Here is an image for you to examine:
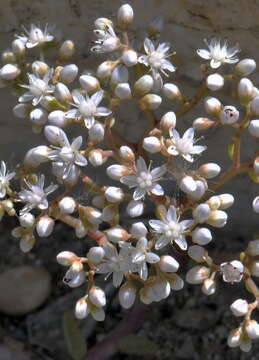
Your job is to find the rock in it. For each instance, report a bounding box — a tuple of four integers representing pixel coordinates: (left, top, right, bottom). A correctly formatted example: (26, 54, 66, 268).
(0, 266, 51, 315)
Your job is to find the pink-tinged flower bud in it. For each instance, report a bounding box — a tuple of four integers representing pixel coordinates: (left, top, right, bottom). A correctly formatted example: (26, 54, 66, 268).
(219, 106, 239, 124)
(159, 255, 179, 273)
(106, 226, 130, 242)
(117, 4, 134, 26)
(75, 221, 87, 238)
(245, 320, 259, 339)
(202, 278, 216, 295)
(44, 125, 68, 146)
(89, 286, 106, 308)
(198, 163, 221, 179)
(122, 49, 138, 67)
(250, 96, 259, 116)
(36, 216, 55, 237)
(75, 297, 89, 319)
(207, 210, 227, 227)
(206, 73, 224, 91)
(111, 65, 129, 84)
(179, 175, 197, 194)
(97, 61, 115, 78)
(230, 299, 249, 317)
(143, 136, 161, 153)
(24, 145, 51, 167)
(89, 123, 105, 143)
(254, 157, 259, 174)
(227, 328, 242, 348)
(131, 222, 147, 238)
(188, 245, 206, 262)
(31, 61, 49, 77)
(87, 246, 105, 264)
(193, 204, 211, 223)
(119, 282, 137, 309)
(59, 40, 75, 59)
(186, 265, 210, 284)
(206, 195, 221, 210)
(246, 239, 259, 256)
(119, 146, 135, 162)
(56, 251, 78, 266)
(114, 82, 132, 99)
(248, 119, 259, 137)
(134, 75, 154, 96)
(54, 83, 72, 103)
(219, 193, 234, 209)
(126, 200, 144, 217)
(89, 149, 104, 167)
(189, 180, 207, 200)
(12, 39, 25, 56)
(204, 96, 221, 116)
(13, 103, 31, 118)
(19, 213, 35, 228)
(59, 196, 76, 214)
(0, 64, 20, 80)
(192, 227, 212, 245)
(250, 260, 259, 277)
(160, 111, 176, 132)
(220, 260, 244, 283)
(192, 117, 215, 131)
(79, 74, 100, 94)
(30, 108, 48, 126)
(107, 164, 129, 180)
(84, 206, 102, 224)
(48, 110, 68, 128)
(105, 186, 124, 203)
(238, 78, 254, 104)
(162, 83, 182, 100)
(235, 58, 256, 76)
(60, 64, 78, 83)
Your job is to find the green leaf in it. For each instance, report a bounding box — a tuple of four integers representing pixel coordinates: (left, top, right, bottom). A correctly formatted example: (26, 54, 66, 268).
(63, 310, 87, 360)
(118, 334, 158, 356)
(227, 143, 235, 160)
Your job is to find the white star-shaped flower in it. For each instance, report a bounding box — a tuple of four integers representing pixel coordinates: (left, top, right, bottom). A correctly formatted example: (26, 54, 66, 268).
(65, 90, 112, 129)
(168, 127, 206, 162)
(0, 161, 15, 198)
(17, 24, 54, 48)
(120, 157, 166, 201)
(197, 38, 240, 69)
(149, 205, 193, 250)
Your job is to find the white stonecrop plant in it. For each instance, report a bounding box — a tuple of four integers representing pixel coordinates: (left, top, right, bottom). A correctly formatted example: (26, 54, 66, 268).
(0, 3, 258, 353)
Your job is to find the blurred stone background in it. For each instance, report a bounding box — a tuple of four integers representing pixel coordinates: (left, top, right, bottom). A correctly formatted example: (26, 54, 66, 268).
(0, 0, 258, 236)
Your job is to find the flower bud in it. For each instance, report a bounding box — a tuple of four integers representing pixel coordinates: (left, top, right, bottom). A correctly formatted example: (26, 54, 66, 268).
(245, 320, 259, 339)
(192, 117, 215, 131)
(13, 103, 31, 118)
(114, 82, 132, 99)
(31, 61, 49, 77)
(59, 197, 76, 214)
(204, 96, 221, 116)
(106, 226, 130, 242)
(188, 245, 207, 262)
(0, 64, 20, 80)
(95, 17, 113, 29)
(57, 251, 78, 266)
(250, 260, 259, 277)
(97, 61, 115, 79)
(48, 110, 68, 128)
(219, 106, 239, 124)
(12, 39, 25, 56)
(192, 227, 212, 245)
(162, 83, 182, 100)
(122, 49, 138, 67)
(2, 50, 15, 63)
(89, 149, 104, 167)
(59, 40, 75, 59)
(54, 83, 72, 103)
(189, 180, 207, 200)
(75, 298, 89, 319)
(24, 145, 51, 167)
(206, 73, 224, 91)
(159, 255, 179, 273)
(238, 78, 253, 103)
(119, 282, 136, 309)
(160, 111, 176, 132)
(248, 119, 259, 138)
(44, 125, 67, 146)
(84, 206, 102, 224)
(250, 96, 259, 116)
(75, 221, 87, 238)
(89, 286, 106, 308)
(193, 204, 211, 223)
(19, 213, 35, 228)
(105, 186, 124, 203)
(247, 239, 259, 256)
(89, 123, 105, 143)
(119, 146, 135, 162)
(117, 4, 134, 26)
(254, 157, 259, 174)
(60, 64, 78, 83)
(143, 136, 161, 153)
(235, 58, 256, 76)
(206, 210, 227, 227)
(198, 163, 221, 179)
(134, 75, 154, 96)
(30, 108, 48, 126)
(186, 265, 210, 284)
(227, 328, 241, 348)
(179, 175, 197, 194)
(79, 74, 100, 94)
(206, 196, 220, 210)
(36, 216, 55, 237)
(87, 246, 105, 264)
(20, 235, 35, 253)
(111, 65, 129, 84)
(202, 278, 216, 295)
(219, 194, 234, 209)
(107, 164, 129, 180)
(130, 222, 148, 238)
(230, 299, 249, 317)
(169, 274, 184, 291)
(127, 200, 144, 217)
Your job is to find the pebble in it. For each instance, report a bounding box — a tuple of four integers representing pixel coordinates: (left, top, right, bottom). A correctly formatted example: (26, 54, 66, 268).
(0, 266, 51, 315)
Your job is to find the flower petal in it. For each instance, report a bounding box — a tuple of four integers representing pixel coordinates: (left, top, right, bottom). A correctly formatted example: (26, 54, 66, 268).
(144, 38, 155, 54)
(197, 48, 211, 60)
(166, 206, 177, 222)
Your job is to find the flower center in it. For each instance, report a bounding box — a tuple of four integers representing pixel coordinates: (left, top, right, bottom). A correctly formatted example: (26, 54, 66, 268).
(79, 100, 96, 117)
(175, 138, 193, 154)
(148, 51, 163, 68)
(30, 79, 47, 97)
(59, 147, 75, 163)
(136, 172, 153, 189)
(164, 222, 181, 238)
(30, 28, 44, 43)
